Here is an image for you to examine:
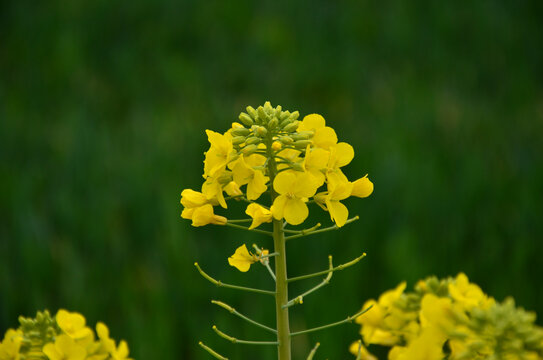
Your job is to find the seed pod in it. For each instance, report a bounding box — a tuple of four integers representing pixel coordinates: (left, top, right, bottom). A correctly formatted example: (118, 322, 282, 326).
(283, 121, 299, 133)
(294, 140, 312, 149)
(245, 136, 261, 145)
(239, 112, 254, 126)
(246, 106, 258, 119)
(231, 127, 251, 136)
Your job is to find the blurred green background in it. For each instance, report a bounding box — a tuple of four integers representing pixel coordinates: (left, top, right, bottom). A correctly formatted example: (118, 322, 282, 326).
(1, 1, 542, 359)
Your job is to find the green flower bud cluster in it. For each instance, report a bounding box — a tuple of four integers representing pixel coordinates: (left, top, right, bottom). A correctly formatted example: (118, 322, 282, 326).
(451, 298, 543, 360)
(234, 101, 311, 154)
(18, 310, 61, 358)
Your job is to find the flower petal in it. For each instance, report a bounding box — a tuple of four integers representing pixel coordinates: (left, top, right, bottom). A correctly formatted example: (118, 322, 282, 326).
(284, 198, 309, 225)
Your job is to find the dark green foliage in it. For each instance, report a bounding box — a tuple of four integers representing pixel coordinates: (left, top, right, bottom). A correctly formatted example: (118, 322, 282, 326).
(1, 1, 542, 359)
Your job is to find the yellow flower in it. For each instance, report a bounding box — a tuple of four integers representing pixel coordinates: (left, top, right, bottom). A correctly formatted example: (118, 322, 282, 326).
(201, 176, 227, 208)
(96, 323, 132, 360)
(449, 273, 490, 311)
(388, 329, 444, 360)
(181, 204, 227, 227)
(419, 294, 456, 340)
(223, 181, 243, 197)
(270, 171, 319, 225)
(316, 179, 353, 227)
(351, 175, 374, 198)
(228, 244, 258, 272)
(42, 334, 86, 360)
(232, 156, 269, 200)
(245, 203, 272, 229)
(203, 130, 235, 178)
(56, 310, 93, 341)
(297, 114, 338, 149)
(0, 329, 23, 360)
(180, 189, 211, 208)
(302, 145, 329, 186)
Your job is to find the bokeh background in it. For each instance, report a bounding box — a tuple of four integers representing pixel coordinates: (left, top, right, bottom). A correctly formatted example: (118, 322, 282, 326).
(1, 1, 542, 359)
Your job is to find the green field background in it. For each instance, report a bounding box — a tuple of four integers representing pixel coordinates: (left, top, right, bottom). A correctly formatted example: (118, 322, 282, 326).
(1, 1, 542, 359)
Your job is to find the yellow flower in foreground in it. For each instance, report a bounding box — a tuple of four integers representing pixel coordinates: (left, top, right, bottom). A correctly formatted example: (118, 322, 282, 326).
(270, 171, 319, 225)
(182, 204, 227, 227)
(387, 329, 444, 360)
(232, 156, 269, 200)
(228, 244, 258, 272)
(297, 114, 338, 149)
(203, 130, 234, 178)
(43, 334, 86, 360)
(317, 179, 353, 227)
(449, 273, 491, 311)
(56, 309, 93, 341)
(303, 145, 329, 186)
(0, 329, 23, 360)
(245, 203, 272, 229)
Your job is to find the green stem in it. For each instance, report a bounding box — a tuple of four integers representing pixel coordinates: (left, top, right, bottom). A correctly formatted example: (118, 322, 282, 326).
(287, 253, 366, 283)
(282, 256, 334, 309)
(289, 305, 373, 337)
(198, 341, 229, 360)
(211, 300, 277, 334)
(267, 135, 291, 360)
(194, 263, 275, 296)
(224, 222, 273, 236)
(213, 326, 279, 345)
(285, 216, 359, 240)
(306, 343, 320, 360)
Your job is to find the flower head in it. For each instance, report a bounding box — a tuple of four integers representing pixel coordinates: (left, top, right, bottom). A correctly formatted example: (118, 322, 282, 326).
(228, 244, 258, 272)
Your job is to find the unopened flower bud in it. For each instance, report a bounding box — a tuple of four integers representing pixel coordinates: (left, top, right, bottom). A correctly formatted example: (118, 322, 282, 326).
(255, 126, 268, 137)
(280, 111, 291, 120)
(274, 105, 282, 116)
(246, 136, 261, 145)
(257, 106, 268, 122)
(289, 111, 300, 120)
(283, 121, 299, 133)
(218, 172, 233, 184)
(271, 141, 282, 151)
(241, 144, 258, 155)
(246, 106, 258, 119)
(239, 112, 254, 126)
(268, 117, 279, 129)
(231, 127, 251, 136)
(264, 101, 273, 114)
(279, 136, 293, 145)
(232, 136, 246, 145)
(294, 140, 312, 149)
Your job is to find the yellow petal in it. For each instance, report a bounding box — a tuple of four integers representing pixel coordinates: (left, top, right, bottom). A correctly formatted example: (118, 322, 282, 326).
(246, 170, 268, 200)
(326, 199, 349, 227)
(351, 176, 374, 198)
(313, 127, 338, 149)
(228, 244, 256, 272)
(283, 198, 309, 225)
(180, 189, 208, 208)
(271, 194, 288, 220)
(245, 203, 272, 229)
(298, 113, 326, 131)
(273, 171, 296, 195)
(332, 142, 354, 167)
(293, 172, 320, 198)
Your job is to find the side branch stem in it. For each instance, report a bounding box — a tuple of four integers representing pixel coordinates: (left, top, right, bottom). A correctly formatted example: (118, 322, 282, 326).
(194, 263, 275, 296)
(289, 306, 373, 337)
(287, 253, 366, 283)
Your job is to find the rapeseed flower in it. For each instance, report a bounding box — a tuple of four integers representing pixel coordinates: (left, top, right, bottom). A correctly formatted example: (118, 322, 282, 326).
(271, 171, 319, 225)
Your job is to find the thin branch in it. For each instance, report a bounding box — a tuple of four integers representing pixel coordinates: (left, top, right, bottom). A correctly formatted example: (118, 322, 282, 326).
(285, 216, 359, 240)
(198, 341, 229, 360)
(287, 253, 366, 283)
(355, 340, 363, 360)
(225, 219, 252, 223)
(212, 325, 279, 345)
(224, 222, 273, 236)
(194, 263, 275, 296)
(282, 223, 321, 235)
(211, 300, 277, 334)
(306, 342, 321, 360)
(289, 305, 373, 337)
(283, 256, 334, 309)
(252, 244, 277, 281)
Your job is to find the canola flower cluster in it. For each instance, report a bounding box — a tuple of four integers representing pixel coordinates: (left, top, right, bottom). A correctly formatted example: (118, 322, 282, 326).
(0, 310, 132, 360)
(351, 273, 543, 360)
(180, 101, 373, 231)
